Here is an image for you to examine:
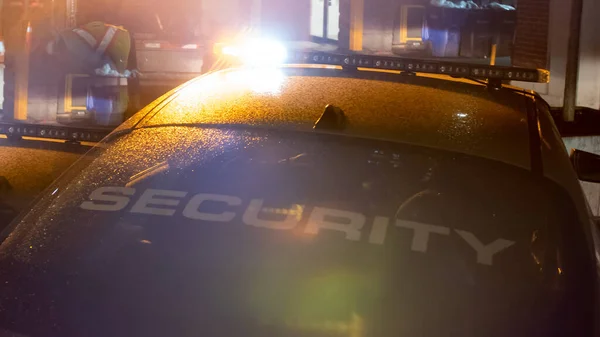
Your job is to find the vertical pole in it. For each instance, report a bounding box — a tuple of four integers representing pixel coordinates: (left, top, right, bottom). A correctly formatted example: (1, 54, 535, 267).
(563, 0, 583, 122)
(11, 0, 32, 121)
(323, 0, 329, 40)
(349, 0, 363, 51)
(489, 35, 498, 66)
(489, 44, 497, 65)
(13, 19, 30, 121)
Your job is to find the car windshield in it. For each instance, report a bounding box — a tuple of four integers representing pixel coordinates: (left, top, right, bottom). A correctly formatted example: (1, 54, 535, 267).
(0, 127, 594, 337)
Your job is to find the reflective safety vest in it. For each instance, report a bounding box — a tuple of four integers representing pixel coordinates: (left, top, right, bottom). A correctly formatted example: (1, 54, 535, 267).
(69, 21, 131, 73)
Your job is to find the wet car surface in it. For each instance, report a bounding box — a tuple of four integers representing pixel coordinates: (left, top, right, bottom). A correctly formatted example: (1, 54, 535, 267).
(0, 138, 91, 231)
(0, 66, 597, 337)
(147, 68, 531, 167)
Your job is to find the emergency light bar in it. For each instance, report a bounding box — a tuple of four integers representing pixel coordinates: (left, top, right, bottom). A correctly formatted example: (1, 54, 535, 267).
(0, 122, 110, 142)
(285, 51, 550, 83)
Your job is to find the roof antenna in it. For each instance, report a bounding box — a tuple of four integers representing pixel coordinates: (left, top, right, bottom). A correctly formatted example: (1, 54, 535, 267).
(314, 104, 347, 130)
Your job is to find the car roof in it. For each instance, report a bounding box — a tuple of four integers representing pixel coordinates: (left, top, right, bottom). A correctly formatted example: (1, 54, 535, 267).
(136, 66, 534, 170)
(122, 65, 593, 224)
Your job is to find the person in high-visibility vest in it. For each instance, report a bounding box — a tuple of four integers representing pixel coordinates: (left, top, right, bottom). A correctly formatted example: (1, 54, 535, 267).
(46, 21, 131, 74)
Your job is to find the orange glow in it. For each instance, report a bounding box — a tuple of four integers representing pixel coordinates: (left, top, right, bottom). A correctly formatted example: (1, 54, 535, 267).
(224, 68, 285, 94)
(357, 67, 401, 74)
(215, 38, 287, 66)
(0, 134, 98, 147)
(262, 204, 304, 221)
(282, 64, 342, 70)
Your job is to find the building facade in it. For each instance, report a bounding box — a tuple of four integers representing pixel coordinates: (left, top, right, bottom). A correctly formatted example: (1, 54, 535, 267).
(515, 0, 600, 111)
(260, 0, 598, 111)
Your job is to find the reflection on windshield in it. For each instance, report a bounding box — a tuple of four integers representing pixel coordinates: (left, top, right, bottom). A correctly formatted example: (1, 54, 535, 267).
(0, 127, 593, 337)
(0, 0, 527, 131)
(126, 161, 170, 187)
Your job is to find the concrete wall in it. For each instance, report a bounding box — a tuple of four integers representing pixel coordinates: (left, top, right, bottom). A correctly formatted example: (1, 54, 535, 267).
(515, 0, 600, 110)
(362, 0, 396, 52)
(199, 0, 310, 41)
(576, 0, 600, 110)
(27, 51, 60, 123)
(260, 0, 310, 40)
(360, 0, 423, 52)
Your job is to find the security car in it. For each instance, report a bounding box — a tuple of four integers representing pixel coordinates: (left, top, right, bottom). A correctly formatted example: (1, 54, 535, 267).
(0, 43, 599, 337)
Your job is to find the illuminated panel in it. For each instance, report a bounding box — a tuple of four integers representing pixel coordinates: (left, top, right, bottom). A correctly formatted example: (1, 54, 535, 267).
(438, 64, 470, 76)
(0, 123, 110, 142)
(286, 51, 550, 83)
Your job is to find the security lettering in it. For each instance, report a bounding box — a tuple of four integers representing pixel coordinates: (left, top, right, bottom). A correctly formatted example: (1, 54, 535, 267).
(80, 186, 135, 211)
(79, 186, 515, 266)
(183, 193, 242, 222)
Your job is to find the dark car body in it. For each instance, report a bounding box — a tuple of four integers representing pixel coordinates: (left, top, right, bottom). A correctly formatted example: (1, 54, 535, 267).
(0, 66, 598, 337)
